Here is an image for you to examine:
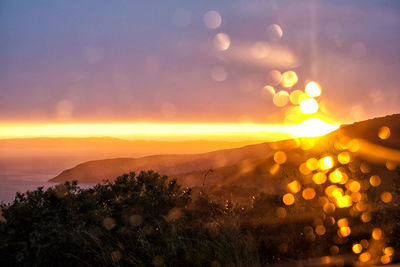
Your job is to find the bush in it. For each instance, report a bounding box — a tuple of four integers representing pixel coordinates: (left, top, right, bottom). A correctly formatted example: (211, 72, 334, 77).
(1, 170, 399, 266)
(0, 171, 258, 266)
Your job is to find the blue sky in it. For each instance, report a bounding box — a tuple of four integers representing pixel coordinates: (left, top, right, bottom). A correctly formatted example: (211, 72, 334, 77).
(0, 0, 399, 123)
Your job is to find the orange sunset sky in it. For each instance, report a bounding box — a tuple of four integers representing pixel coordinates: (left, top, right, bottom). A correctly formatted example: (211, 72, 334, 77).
(0, 1, 399, 141)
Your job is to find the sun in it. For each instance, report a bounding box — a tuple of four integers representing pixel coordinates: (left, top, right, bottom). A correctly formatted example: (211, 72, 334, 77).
(290, 118, 339, 137)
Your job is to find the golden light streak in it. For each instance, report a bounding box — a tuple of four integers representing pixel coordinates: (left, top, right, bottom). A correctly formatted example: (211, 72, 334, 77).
(290, 118, 339, 138)
(0, 120, 339, 141)
(352, 138, 400, 163)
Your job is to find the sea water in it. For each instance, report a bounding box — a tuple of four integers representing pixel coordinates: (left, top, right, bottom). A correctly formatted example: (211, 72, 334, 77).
(0, 156, 95, 203)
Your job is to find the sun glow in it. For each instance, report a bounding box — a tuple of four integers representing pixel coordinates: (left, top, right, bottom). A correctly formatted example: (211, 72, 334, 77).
(305, 81, 322, 97)
(289, 118, 339, 137)
(0, 120, 339, 141)
(299, 98, 319, 114)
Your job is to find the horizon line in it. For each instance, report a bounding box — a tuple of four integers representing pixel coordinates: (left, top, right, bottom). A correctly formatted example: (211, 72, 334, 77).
(0, 119, 340, 142)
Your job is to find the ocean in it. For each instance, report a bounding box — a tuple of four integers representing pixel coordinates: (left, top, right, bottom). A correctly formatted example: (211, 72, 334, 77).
(0, 156, 95, 203)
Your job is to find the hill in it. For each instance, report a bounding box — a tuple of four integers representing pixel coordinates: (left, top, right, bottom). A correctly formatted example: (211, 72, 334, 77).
(50, 114, 400, 203)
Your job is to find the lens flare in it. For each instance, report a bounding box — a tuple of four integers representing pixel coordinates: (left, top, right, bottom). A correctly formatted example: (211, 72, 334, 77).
(274, 151, 287, 164)
(352, 244, 362, 254)
(381, 192, 392, 203)
(359, 252, 371, 262)
(299, 98, 319, 114)
(383, 247, 394, 256)
(369, 175, 381, 187)
(313, 172, 327, 184)
(339, 226, 351, 237)
(378, 126, 391, 140)
(306, 158, 319, 171)
(281, 71, 298, 88)
(287, 180, 301, 194)
(283, 193, 295, 205)
(213, 33, 231, 51)
(337, 218, 348, 227)
(329, 169, 343, 183)
(323, 203, 336, 214)
(372, 228, 383, 240)
(336, 195, 352, 208)
(315, 225, 326, 236)
(261, 85, 275, 100)
(290, 118, 339, 138)
(203, 10, 222, 29)
(266, 24, 283, 40)
(267, 70, 282, 86)
(289, 90, 306, 105)
(305, 81, 322, 97)
(302, 188, 316, 200)
(319, 156, 335, 170)
(349, 181, 361, 192)
(381, 255, 392, 264)
(273, 90, 290, 107)
(337, 151, 351, 164)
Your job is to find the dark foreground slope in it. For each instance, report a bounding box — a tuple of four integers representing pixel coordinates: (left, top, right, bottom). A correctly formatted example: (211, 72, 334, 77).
(3, 170, 400, 266)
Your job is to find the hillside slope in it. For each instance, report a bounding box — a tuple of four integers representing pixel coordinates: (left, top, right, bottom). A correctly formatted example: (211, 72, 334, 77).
(175, 114, 400, 202)
(49, 140, 283, 183)
(50, 114, 400, 203)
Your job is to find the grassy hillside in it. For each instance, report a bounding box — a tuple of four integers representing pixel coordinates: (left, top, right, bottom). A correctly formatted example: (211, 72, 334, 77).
(49, 114, 400, 204)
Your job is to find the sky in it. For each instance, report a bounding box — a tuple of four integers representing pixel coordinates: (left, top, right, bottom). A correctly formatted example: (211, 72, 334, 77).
(0, 0, 399, 125)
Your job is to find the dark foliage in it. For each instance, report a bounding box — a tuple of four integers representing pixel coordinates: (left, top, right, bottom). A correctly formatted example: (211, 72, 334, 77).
(1, 170, 399, 266)
(0, 171, 257, 266)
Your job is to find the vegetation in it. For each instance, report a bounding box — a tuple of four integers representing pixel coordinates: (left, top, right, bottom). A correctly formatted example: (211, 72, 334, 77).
(0, 170, 399, 266)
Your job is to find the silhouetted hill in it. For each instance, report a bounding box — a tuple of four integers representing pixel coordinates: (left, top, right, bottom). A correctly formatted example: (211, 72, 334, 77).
(330, 113, 400, 149)
(49, 141, 281, 183)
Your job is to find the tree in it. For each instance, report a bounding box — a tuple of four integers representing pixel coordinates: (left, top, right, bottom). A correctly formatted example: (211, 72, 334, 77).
(0, 171, 191, 266)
